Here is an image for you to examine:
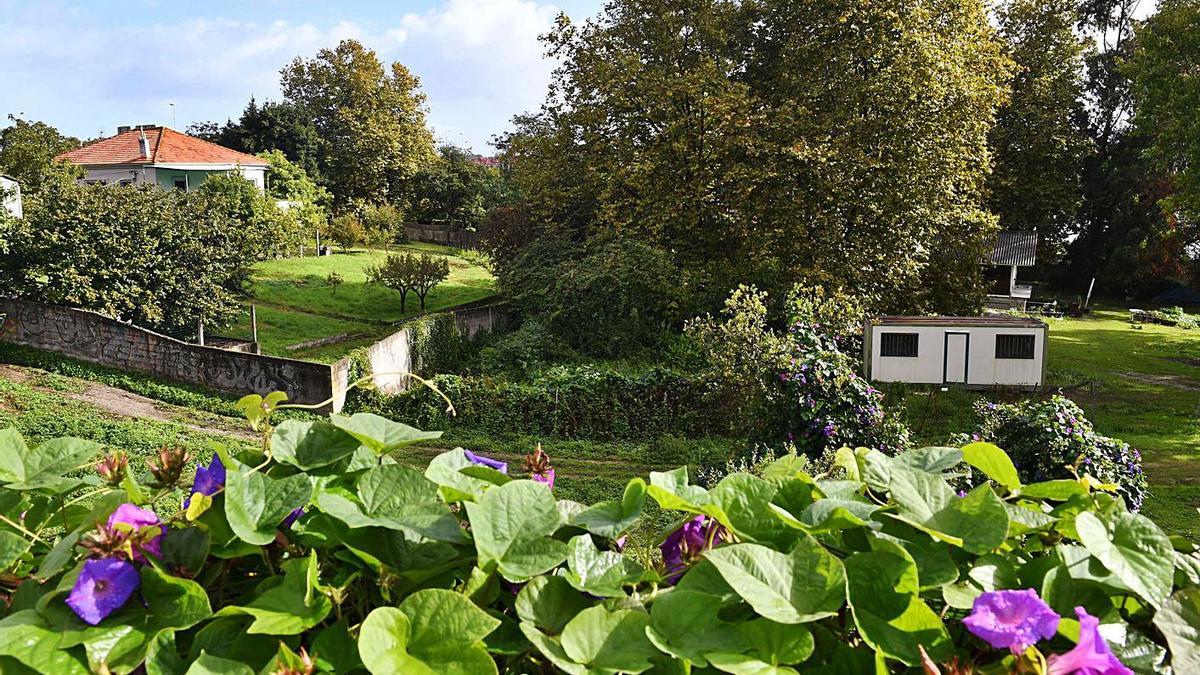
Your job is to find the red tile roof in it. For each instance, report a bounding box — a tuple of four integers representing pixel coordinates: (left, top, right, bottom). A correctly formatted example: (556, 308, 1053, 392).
(57, 127, 268, 167)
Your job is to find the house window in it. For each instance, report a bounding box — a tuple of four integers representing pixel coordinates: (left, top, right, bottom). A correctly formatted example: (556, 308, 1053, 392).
(880, 332, 919, 357)
(173, 178, 187, 190)
(995, 334, 1035, 359)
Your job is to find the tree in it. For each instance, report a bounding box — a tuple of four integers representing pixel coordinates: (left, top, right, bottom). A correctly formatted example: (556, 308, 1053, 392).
(328, 214, 365, 252)
(189, 99, 325, 182)
(0, 181, 258, 336)
(1127, 0, 1200, 277)
(326, 271, 344, 295)
(410, 145, 512, 226)
(367, 253, 418, 311)
(280, 40, 436, 208)
(258, 149, 330, 235)
(362, 202, 404, 251)
(499, 236, 688, 356)
(987, 0, 1091, 262)
(367, 252, 449, 312)
(1065, 0, 1181, 296)
(196, 172, 304, 258)
(413, 253, 450, 310)
(0, 116, 83, 191)
(501, 0, 1013, 315)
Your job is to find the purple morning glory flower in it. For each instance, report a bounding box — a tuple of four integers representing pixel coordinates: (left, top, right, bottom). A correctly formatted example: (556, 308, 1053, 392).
(661, 516, 726, 583)
(464, 450, 508, 474)
(282, 507, 305, 529)
(66, 558, 140, 625)
(107, 503, 164, 561)
(183, 455, 226, 509)
(1047, 607, 1132, 675)
(963, 589, 1059, 654)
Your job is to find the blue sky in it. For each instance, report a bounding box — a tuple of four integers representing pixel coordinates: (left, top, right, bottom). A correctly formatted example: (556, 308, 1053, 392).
(0, 0, 604, 153)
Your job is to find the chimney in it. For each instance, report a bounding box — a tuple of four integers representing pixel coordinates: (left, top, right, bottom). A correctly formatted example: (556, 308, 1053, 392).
(117, 125, 131, 134)
(138, 130, 150, 159)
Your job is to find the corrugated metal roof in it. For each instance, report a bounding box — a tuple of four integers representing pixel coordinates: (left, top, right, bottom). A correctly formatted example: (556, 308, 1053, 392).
(872, 316, 1047, 328)
(988, 231, 1038, 267)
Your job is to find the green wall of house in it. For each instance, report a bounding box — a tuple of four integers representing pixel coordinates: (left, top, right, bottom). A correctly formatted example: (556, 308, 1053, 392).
(155, 169, 221, 191)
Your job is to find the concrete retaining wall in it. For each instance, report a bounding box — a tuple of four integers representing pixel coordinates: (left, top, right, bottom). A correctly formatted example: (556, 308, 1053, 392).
(0, 299, 338, 410)
(359, 303, 510, 395)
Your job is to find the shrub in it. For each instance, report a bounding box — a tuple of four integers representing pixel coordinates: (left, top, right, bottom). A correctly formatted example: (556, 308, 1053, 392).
(0, 406, 1194, 673)
(951, 395, 1149, 510)
(501, 236, 690, 357)
(327, 213, 365, 251)
(349, 364, 724, 441)
(689, 285, 910, 456)
(477, 320, 573, 378)
(0, 179, 263, 337)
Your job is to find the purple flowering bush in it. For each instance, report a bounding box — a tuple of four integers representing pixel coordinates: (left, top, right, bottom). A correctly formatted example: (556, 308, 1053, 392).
(952, 395, 1149, 511)
(0, 398, 1196, 673)
(689, 285, 910, 459)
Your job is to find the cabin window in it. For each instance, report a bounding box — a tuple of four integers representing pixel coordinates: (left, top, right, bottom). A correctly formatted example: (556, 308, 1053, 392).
(995, 334, 1035, 360)
(880, 332, 919, 357)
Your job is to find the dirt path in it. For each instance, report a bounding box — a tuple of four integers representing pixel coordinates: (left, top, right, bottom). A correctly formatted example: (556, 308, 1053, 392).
(0, 364, 257, 441)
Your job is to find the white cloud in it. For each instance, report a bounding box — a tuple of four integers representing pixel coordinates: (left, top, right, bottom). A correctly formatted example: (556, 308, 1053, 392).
(0, 0, 578, 151)
(390, 0, 565, 150)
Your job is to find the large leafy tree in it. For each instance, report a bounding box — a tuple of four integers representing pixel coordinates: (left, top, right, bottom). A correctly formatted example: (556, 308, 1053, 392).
(258, 149, 330, 235)
(188, 99, 325, 183)
(280, 40, 436, 209)
(987, 0, 1090, 262)
(410, 145, 512, 226)
(503, 0, 1012, 315)
(1063, 0, 1178, 296)
(1127, 0, 1200, 280)
(0, 181, 260, 336)
(0, 116, 82, 190)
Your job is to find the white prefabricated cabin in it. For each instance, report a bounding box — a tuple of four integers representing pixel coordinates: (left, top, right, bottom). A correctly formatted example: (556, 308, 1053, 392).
(864, 316, 1048, 388)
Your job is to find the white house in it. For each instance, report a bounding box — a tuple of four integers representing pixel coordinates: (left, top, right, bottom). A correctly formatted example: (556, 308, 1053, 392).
(0, 175, 20, 218)
(56, 125, 267, 191)
(864, 316, 1048, 388)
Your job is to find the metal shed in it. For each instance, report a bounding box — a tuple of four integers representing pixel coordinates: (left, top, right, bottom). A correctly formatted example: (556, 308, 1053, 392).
(864, 316, 1048, 388)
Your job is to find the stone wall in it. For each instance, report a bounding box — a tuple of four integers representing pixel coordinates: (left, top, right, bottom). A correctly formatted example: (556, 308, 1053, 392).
(0, 299, 340, 410)
(403, 223, 483, 249)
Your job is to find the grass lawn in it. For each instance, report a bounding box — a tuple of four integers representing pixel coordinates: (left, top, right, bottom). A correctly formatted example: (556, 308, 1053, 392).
(229, 243, 496, 361)
(895, 308, 1200, 538)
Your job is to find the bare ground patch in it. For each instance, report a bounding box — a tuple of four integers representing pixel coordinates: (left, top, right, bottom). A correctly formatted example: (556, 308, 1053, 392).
(1118, 371, 1200, 392)
(0, 364, 256, 440)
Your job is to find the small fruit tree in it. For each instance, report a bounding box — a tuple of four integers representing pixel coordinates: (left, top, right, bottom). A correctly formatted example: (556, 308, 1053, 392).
(366, 251, 449, 312)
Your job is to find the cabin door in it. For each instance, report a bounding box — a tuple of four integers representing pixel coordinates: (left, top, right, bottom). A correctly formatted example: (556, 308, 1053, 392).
(943, 332, 969, 384)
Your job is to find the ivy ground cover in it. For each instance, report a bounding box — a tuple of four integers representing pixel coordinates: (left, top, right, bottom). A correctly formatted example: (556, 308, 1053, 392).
(0, 394, 1197, 673)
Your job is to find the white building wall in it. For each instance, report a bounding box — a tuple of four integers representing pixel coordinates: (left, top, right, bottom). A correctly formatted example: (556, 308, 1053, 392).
(80, 166, 157, 186)
(869, 324, 1045, 387)
(237, 166, 266, 191)
(1, 177, 20, 218)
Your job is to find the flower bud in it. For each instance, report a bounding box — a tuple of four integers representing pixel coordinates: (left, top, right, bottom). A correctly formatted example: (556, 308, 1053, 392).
(147, 444, 191, 489)
(94, 450, 128, 487)
(525, 444, 555, 489)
